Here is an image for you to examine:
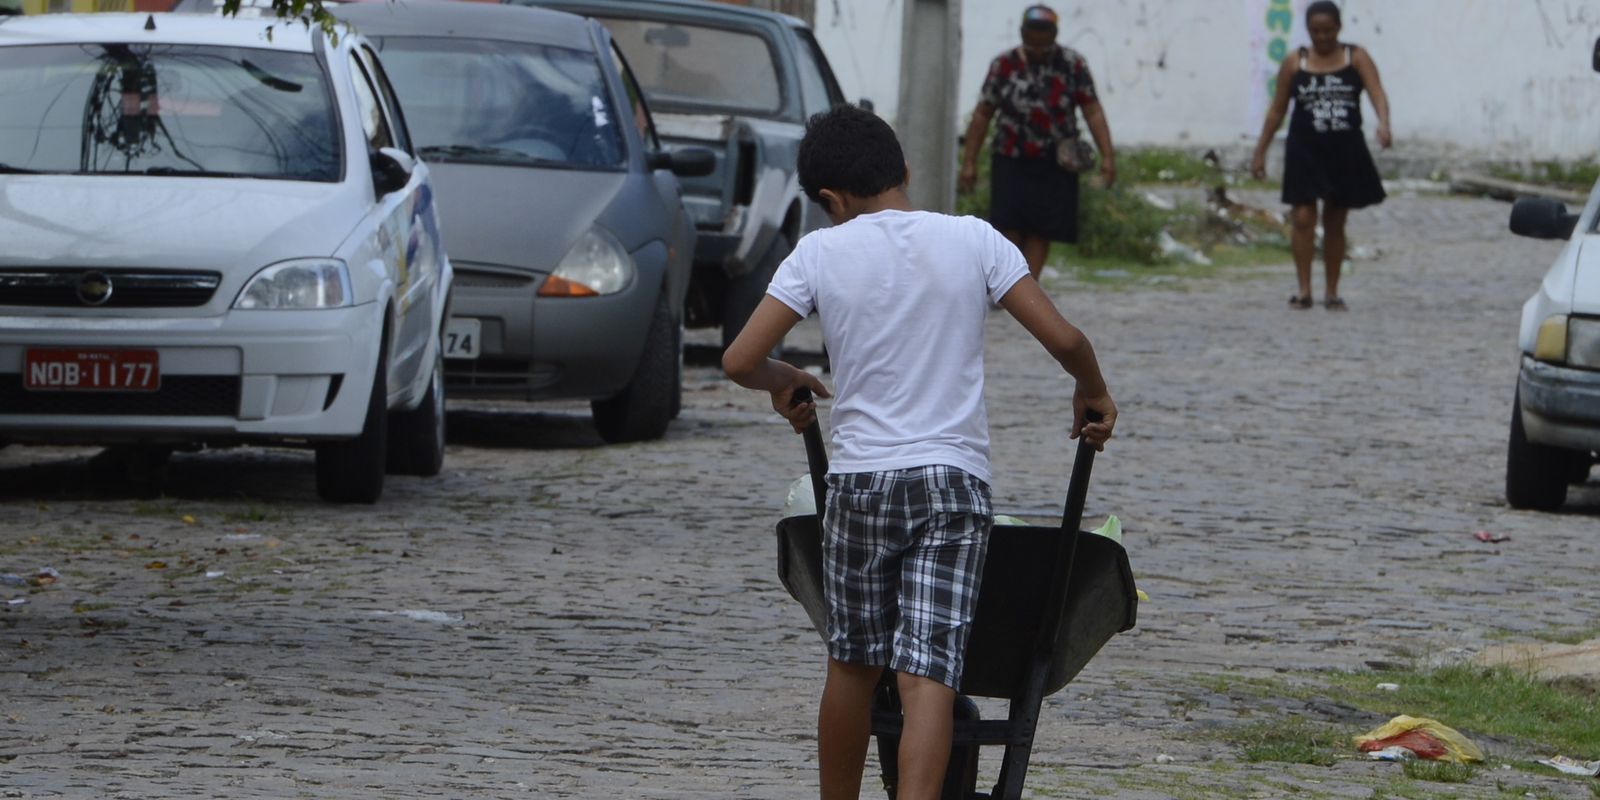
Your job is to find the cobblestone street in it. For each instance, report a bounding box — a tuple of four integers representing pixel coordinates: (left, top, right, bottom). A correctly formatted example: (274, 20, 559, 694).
(3, 192, 1597, 798)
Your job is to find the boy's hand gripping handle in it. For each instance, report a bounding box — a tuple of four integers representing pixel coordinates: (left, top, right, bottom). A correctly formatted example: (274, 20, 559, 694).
(793, 387, 829, 517)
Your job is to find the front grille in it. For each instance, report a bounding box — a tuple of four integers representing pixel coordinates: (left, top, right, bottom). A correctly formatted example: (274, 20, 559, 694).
(0, 269, 222, 308)
(452, 268, 536, 290)
(0, 375, 239, 417)
(445, 358, 556, 391)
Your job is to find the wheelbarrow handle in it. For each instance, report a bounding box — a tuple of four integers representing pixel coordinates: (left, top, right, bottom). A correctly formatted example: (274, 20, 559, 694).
(1059, 409, 1102, 535)
(793, 387, 829, 515)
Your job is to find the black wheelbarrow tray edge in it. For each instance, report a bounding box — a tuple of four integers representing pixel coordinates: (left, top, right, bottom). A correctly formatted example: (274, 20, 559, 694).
(775, 515, 1138, 699)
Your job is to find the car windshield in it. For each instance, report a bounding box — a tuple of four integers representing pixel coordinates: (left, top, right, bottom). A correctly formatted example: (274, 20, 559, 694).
(0, 43, 340, 181)
(373, 37, 625, 170)
(598, 18, 782, 116)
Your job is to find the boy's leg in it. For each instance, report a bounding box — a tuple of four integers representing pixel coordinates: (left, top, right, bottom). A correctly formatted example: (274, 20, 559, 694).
(890, 467, 993, 800)
(820, 471, 905, 800)
(819, 658, 885, 800)
(893, 672, 956, 800)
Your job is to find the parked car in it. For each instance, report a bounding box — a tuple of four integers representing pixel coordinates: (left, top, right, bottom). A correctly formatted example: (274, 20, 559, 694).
(0, 12, 453, 503)
(337, 2, 711, 443)
(516, 0, 858, 350)
(1504, 193, 1600, 510)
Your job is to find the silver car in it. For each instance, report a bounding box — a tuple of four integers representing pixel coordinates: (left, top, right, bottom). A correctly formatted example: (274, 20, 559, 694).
(0, 12, 453, 503)
(339, 2, 711, 444)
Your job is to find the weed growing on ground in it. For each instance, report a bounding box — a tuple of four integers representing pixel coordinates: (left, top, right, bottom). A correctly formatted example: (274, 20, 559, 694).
(1403, 760, 1476, 783)
(1215, 717, 1342, 766)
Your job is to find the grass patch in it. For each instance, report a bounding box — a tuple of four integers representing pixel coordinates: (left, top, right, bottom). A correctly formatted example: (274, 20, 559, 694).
(1403, 760, 1476, 783)
(1323, 664, 1600, 757)
(1215, 717, 1342, 766)
(221, 506, 276, 524)
(1119, 146, 1276, 189)
(1529, 625, 1600, 646)
(1489, 159, 1600, 192)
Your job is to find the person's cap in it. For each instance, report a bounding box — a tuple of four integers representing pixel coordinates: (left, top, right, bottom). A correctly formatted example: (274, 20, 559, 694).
(1022, 5, 1059, 31)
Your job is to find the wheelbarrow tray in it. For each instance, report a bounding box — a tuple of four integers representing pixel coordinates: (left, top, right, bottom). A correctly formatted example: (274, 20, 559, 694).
(775, 514, 1138, 700)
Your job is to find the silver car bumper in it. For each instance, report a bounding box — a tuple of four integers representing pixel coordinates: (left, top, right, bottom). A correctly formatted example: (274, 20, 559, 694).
(0, 305, 383, 444)
(1520, 356, 1600, 452)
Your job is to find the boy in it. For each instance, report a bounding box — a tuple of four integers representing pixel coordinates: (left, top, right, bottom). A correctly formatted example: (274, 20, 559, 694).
(723, 105, 1115, 800)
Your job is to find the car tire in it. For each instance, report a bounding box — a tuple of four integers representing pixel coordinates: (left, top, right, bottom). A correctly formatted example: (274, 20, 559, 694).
(592, 292, 676, 444)
(670, 318, 684, 420)
(386, 348, 445, 477)
(721, 232, 792, 355)
(1505, 389, 1570, 511)
(317, 336, 388, 504)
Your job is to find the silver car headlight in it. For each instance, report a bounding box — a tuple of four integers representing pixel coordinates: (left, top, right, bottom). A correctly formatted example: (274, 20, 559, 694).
(538, 226, 634, 297)
(234, 259, 353, 310)
(1568, 316, 1600, 369)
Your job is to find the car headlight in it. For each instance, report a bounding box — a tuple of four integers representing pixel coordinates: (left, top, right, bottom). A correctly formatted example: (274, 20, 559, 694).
(1534, 314, 1569, 363)
(234, 259, 352, 310)
(538, 227, 634, 297)
(1568, 316, 1600, 369)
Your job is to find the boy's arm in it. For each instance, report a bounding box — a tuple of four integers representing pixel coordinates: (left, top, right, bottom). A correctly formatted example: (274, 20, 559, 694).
(997, 276, 1116, 449)
(722, 295, 832, 433)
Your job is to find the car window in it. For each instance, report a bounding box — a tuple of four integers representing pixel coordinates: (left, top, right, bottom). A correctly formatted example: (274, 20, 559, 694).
(0, 43, 340, 181)
(347, 52, 395, 152)
(795, 28, 846, 109)
(599, 17, 783, 116)
(372, 36, 625, 170)
(359, 45, 413, 155)
(610, 42, 659, 150)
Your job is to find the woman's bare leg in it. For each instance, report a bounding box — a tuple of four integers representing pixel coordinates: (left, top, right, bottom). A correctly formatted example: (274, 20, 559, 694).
(1290, 204, 1318, 303)
(1321, 204, 1349, 302)
(1002, 230, 1052, 280)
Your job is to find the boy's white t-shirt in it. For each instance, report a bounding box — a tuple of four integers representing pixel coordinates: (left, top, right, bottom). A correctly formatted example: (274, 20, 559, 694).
(766, 209, 1029, 484)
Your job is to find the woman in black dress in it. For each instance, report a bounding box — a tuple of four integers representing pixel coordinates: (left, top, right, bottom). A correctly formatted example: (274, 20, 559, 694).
(1251, 0, 1390, 310)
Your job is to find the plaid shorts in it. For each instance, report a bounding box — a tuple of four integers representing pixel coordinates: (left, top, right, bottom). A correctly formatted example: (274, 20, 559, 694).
(822, 465, 993, 689)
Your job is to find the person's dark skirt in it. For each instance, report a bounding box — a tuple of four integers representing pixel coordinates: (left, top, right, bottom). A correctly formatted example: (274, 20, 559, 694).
(990, 154, 1080, 243)
(1281, 131, 1386, 209)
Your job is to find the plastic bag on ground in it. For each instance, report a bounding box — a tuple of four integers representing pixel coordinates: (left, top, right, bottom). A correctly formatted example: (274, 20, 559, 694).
(1353, 715, 1484, 763)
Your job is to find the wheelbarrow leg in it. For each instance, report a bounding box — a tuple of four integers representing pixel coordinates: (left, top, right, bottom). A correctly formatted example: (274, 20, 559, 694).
(990, 667, 1050, 799)
(874, 685, 983, 800)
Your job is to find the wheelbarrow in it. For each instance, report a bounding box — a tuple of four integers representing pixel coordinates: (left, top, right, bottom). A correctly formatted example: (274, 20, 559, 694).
(774, 394, 1138, 799)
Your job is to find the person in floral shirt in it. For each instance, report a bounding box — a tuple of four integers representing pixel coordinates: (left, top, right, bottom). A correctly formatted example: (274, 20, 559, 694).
(959, 4, 1116, 278)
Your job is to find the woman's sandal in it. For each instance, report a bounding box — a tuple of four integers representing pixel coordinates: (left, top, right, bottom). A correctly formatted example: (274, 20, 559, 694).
(1289, 294, 1314, 309)
(1325, 297, 1348, 311)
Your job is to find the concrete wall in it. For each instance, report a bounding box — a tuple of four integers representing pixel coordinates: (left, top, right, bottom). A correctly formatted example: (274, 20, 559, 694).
(813, 0, 1600, 163)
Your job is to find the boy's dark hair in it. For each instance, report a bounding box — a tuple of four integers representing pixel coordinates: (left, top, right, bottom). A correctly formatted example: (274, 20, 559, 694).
(796, 105, 907, 210)
(1306, 0, 1340, 24)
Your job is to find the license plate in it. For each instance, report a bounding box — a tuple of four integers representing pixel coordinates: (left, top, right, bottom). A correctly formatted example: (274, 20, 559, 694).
(443, 317, 481, 360)
(24, 348, 160, 392)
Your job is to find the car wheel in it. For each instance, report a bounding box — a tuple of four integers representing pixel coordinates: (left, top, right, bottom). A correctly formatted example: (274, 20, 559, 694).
(317, 337, 388, 504)
(721, 232, 792, 355)
(1505, 389, 1570, 511)
(592, 292, 676, 444)
(386, 348, 446, 477)
(1566, 453, 1593, 485)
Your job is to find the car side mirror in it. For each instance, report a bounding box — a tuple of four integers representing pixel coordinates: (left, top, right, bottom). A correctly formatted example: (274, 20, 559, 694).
(1510, 197, 1580, 240)
(858, 97, 875, 113)
(648, 147, 716, 178)
(371, 147, 414, 198)
(1593, 35, 1600, 72)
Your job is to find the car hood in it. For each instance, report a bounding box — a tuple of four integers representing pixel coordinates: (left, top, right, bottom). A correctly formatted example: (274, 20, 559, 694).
(0, 176, 356, 271)
(1574, 237, 1600, 315)
(425, 162, 627, 272)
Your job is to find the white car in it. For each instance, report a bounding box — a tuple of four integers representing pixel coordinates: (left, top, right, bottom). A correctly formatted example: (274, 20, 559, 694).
(0, 13, 453, 503)
(1505, 192, 1600, 510)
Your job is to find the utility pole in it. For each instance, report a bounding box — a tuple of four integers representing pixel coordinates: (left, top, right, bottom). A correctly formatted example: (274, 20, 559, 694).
(897, 0, 962, 213)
